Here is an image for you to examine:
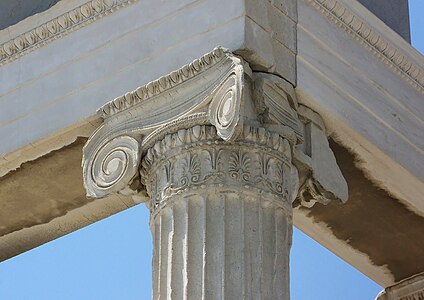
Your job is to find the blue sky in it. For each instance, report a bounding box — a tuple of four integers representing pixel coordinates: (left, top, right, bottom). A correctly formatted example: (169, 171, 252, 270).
(0, 1, 423, 299)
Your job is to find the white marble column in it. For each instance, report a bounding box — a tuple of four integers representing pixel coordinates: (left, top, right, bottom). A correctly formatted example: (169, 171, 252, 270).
(141, 125, 295, 299)
(82, 48, 347, 300)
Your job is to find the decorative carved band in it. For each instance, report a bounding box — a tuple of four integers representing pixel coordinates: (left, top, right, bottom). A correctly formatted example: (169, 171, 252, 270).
(100, 47, 227, 117)
(307, 0, 424, 94)
(141, 112, 210, 150)
(140, 125, 297, 213)
(0, 0, 137, 66)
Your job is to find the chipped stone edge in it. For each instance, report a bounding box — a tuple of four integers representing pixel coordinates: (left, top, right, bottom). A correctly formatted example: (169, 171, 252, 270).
(307, 0, 424, 94)
(0, 0, 138, 66)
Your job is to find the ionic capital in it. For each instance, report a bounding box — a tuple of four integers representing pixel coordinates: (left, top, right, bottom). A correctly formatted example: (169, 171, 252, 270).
(82, 47, 347, 207)
(83, 47, 246, 198)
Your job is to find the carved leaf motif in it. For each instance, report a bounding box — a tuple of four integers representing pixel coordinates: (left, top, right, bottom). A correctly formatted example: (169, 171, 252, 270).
(201, 148, 224, 182)
(204, 147, 222, 171)
(253, 154, 285, 195)
(258, 153, 271, 176)
(181, 153, 201, 185)
(140, 124, 294, 205)
(164, 160, 174, 183)
(229, 150, 251, 182)
(157, 160, 177, 204)
(273, 161, 285, 194)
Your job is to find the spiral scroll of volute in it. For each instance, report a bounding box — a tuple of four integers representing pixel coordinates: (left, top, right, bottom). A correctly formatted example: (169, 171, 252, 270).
(82, 135, 140, 198)
(208, 66, 244, 142)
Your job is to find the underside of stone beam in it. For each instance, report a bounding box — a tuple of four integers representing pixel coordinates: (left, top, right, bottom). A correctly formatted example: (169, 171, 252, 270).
(0, 137, 136, 261)
(294, 139, 424, 287)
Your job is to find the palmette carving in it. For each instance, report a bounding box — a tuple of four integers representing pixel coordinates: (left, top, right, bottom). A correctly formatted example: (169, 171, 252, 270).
(140, 125, 297, 212)
(180, 153, 201, 185)
(228, 150, 251, 182)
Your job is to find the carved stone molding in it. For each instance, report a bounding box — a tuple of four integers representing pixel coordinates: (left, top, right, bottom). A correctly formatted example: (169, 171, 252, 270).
(140, 124, 296, 215)
(142, 124, 297, 299)
(306, 0, 424, 94)
(99, 47, 238, 117)
(0, 0, 138, 66)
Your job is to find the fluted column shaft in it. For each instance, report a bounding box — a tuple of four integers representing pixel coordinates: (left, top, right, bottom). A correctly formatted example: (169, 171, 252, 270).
(142, 125, 297, 300)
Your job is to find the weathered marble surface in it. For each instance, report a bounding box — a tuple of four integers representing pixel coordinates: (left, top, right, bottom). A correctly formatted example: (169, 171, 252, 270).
(81, 49, 347, 299)
(0, 0, 423, 291)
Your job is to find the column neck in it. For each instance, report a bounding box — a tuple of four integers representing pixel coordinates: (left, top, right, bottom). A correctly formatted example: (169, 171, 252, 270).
(141, 124, 296, 219)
